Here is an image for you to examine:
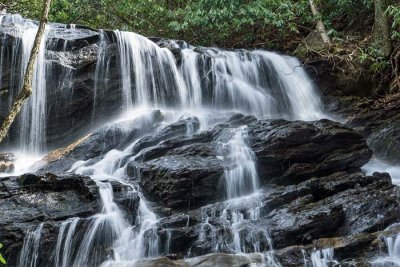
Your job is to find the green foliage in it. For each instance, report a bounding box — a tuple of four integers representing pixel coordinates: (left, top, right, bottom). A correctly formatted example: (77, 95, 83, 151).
(0, 243, 6, 265)
(0, 0, 394, 49)
(388, 4, 400, 40)
(358, 47, 391, 72)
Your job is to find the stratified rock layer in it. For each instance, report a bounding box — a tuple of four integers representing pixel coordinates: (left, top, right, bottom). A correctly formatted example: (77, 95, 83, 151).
(4, 115, 395, 265)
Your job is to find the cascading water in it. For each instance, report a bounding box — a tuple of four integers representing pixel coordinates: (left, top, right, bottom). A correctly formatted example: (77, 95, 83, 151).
(193, 126, 280, 265)
(54, 218, 80, 267)
(303, 248, 338, 267)
(371, 233, 400, 266)
(363, 158, 400, 185)
(0, 15, 47, 153)
(115, 31, 188, 109)
(1, 15, 331, 266)
(18, 223, 44, 267)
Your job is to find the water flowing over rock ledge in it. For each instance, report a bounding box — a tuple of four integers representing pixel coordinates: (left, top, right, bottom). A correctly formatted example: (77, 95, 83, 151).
(1, 114, 399, 266)
(0, 14, 323, 151)
(1, 14, 400, 267)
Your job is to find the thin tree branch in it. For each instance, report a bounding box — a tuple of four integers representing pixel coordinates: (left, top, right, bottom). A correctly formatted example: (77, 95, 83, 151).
(0, 0, 52, 143)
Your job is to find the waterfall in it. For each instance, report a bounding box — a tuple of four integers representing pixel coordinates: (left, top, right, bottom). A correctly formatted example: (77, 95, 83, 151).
(18, 223, 44, 267)
(219, 126, 259, 199)
(54, 218, 80, 267)
(2, 15, 331, 266)
(372, 234, 400, 266)
(304, 248, 338, 267)
(363, 158, 400, 185)
(115, 31, 188, 109)
(1, 16, 325, 154)
(194, 126, 280, 265)
(0, 15, 48, 153)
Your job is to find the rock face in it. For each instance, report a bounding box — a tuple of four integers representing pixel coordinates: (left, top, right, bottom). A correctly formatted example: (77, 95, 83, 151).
(132, 116, 372, 212)
(249, 119, 372, 185)
(2, 15, 399, 267)
(20, 114, 400, 265)
(328, 92, 400, 165)
(0, 173, 99, 266)
(0, 26, 122, 149)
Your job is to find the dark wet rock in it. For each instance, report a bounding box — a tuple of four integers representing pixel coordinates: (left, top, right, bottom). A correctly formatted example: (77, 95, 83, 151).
(129, 117, 372, 213)
(23, 114, 400, 264)
(328, 93, 400, 164)
(40, 110, 163, 173)
(117, 252, 264, 267)
(18, 173, 41, 185)
(266, 171, 400, 249)
(138, 154, 224, 210)
(267, 199, 345, 248)
(47, 43, 99, 68)
(248, 119, 373, 185)
(111, 181, 141, 224)
(0, 173, 100, 266)
(130, 116, 201, 159)
(368, 120, 400, 164)
(275, 224, 400, 266)
(154, 39, 189, 64)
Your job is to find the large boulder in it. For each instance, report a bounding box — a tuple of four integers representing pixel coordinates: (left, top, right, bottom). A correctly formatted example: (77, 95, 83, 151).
(327, 92, 400, 165)
(249, 119, 372, 185)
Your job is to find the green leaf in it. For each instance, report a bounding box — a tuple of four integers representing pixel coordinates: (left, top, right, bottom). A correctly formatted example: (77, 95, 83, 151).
(0, 254, 5, 265)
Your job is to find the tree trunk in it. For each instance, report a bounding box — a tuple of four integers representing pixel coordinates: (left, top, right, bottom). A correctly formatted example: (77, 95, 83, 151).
(309, 0, 331, 45)
(372, 0, 392, 58)
(0, 0, 52, 144)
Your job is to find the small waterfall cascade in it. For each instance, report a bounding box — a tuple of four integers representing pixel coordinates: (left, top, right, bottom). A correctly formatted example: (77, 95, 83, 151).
(0, 14, 47, 153)
(1, 19, 325, 155)
(54, 218, 80, 267)
(1, 14, 332, 267)
(220, 127, 259, 199)
(303, 248, 339, 267)
(115, 31, 188, 109)
(93, 30, 111, 120)
(194, 126, 280, 265)
(18, 223, 44, 267)
(372, 234, 400, 266)
(363, 158, 400, 186)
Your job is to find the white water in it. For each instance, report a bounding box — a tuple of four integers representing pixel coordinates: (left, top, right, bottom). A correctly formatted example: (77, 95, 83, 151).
(0, 14, 48, 153)
(304, 248, 338, 267)
(54, 218, 80, 267)
(93, 30, 111, 119)
(194, 126, 280, 265)
(371, 231, 400, 266)
(219, 126, 259, 199)
(0, 152, 43, 177)
(18, 223, 44, 267)
(363, 158, 400, 185)
(115, 31, 188, 109)
(2, 19, 332, 266)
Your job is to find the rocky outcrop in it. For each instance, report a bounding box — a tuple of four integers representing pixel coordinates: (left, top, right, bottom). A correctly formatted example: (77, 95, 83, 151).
(131, 116, 372, 212)
(327, 92, 400, 165)
(34, 114, 400, 266)
(0, 173, 99, 266)
(249, 119, 372, 185)
(39, 109, 163, 173)
(102, 252, 264, 267)
(5, 114, 400, 265)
